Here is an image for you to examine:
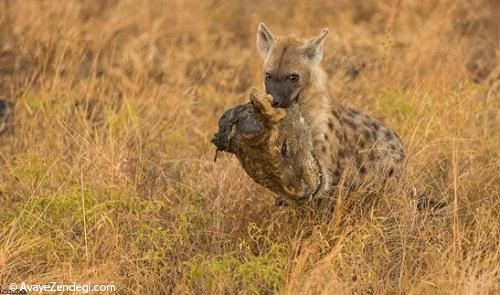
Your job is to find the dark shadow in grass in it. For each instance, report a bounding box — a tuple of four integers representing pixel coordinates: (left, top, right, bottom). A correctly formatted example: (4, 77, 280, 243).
(0, 98, 12, 135)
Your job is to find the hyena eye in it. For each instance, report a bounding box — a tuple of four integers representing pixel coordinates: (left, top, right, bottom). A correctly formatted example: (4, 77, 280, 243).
(281, 140, 288, 157)
(265, 72, 272, 81)
(289, 74, 299, 82)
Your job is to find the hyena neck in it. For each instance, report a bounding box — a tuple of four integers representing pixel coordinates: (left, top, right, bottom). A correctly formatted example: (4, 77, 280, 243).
(299, 65, 332, 134)
(298, 65, 336, 193)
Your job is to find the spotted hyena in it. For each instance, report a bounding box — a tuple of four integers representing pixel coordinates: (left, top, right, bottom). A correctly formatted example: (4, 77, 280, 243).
(255, 23, 405, 195)
(212, 89, 404, 203)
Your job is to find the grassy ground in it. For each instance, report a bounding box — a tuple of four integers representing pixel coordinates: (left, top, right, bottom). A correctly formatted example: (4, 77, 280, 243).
(0, 0, 499, 294)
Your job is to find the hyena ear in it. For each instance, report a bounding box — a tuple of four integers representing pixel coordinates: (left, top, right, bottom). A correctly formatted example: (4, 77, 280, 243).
(257, 23, 275, 58)
(303, 28, 329, 64)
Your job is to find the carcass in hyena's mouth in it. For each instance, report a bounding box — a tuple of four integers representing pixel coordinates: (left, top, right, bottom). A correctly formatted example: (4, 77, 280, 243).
(212, 88, 323, 202)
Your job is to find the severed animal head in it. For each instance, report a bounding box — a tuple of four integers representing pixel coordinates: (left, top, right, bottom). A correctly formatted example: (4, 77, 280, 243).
(212, 88, 323, 202)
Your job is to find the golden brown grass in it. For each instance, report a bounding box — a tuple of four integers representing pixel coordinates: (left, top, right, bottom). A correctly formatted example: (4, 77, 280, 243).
(0, 0, 499, 294)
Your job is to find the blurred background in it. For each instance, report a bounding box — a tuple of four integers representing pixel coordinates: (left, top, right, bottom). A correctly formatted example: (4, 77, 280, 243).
(0, 0, 499, 294)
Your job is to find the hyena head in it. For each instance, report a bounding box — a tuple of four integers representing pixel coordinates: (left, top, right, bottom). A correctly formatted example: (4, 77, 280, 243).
(257, 23, 329, 108)
(212, 89, 322, 201)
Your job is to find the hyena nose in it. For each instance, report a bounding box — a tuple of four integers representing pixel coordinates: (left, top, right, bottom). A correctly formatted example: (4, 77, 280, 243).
(271, 97, 281, 107)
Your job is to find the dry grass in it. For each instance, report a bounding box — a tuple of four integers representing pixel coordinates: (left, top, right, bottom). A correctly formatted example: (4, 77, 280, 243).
(0, 0, 499, 294)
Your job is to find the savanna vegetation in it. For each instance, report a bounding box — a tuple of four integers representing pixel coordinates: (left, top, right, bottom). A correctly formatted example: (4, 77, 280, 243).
(0, 0, 499, 293)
